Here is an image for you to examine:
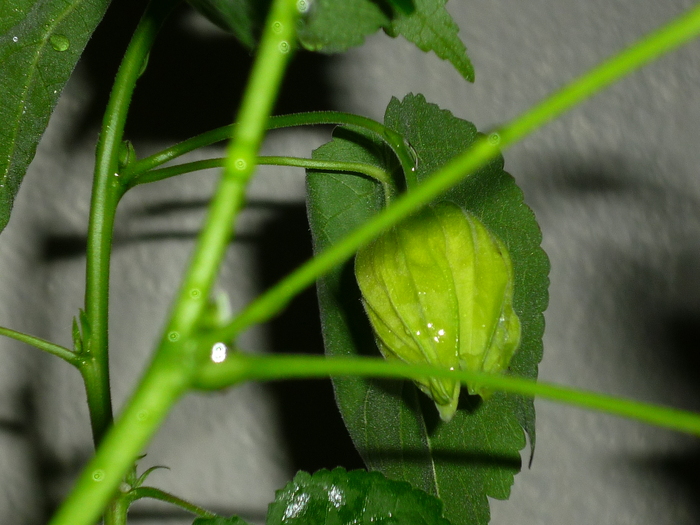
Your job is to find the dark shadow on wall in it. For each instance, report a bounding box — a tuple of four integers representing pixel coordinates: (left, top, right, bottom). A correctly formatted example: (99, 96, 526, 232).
(522, 152, 700, 524)
(625, 447, 700, 523)
(253, 203, 366, 474)
(71, 0, 334, 146)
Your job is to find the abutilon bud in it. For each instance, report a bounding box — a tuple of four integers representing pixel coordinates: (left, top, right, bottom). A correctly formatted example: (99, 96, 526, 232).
(354, 201, 521, 422)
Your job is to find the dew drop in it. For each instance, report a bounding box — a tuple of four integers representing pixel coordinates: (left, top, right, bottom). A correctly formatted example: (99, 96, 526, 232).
(49, 34, 70, 52)
(234, 158, 247, 171)
(272, 21, 283, 34)
(211, 342, 227, 363)
(488, 132, 501, 146)
(12, 36, 18, 43)
(136, 409, 149, 422)
(168, 331, 180, 342)
(278, 40, 290, 54)
(92, 469, 106, 482)
(297, 0, 311, 13)
(189, 288, 201, 299)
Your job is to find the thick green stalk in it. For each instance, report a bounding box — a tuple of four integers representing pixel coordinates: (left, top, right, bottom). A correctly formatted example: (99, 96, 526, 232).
(83, 0, 179, 449)
(212, 3, 700, 343)
(48, 2, 299, 524)
(194, 353, 700, 438)
(161, 0, 300, 340)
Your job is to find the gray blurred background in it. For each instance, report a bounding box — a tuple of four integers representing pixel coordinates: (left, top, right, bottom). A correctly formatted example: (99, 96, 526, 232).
(1, 0, 699, 523)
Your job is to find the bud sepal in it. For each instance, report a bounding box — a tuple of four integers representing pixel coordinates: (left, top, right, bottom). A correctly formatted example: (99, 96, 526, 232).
(355, 201, 521, 422)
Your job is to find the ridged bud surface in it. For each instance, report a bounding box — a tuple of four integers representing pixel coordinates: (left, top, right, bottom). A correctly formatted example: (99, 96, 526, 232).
(355, 202, 521, 422)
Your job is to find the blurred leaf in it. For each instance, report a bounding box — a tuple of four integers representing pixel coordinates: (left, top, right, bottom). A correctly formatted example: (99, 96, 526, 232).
(186, 0, 270, 48)
(306, 93, 549, 525)
(267, 468, 453, 525)
(0, 0, 111, 235)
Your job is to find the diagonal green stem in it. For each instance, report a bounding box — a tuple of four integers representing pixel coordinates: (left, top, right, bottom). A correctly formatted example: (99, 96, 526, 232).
(128, 487, 218, 518)
(211, 2, 700, 344)
(48, 2, 299, 525)
(194, 353, 700, 438)
(0, 326, 77, 364)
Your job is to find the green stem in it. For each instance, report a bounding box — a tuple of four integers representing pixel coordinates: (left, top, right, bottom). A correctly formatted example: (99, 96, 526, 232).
(128, 486, 218, 518)
(211, 3, 700, 343)
(48, 2, 299, 525)
(194, 353, 700, 438)
(126, 156, 394, 187)
(162, 0, 300, 340)
(103, 498, 129, 525)
(83, 0, 179, 451)
(0, 326, 78, 365)
(121, 111, 416, 185)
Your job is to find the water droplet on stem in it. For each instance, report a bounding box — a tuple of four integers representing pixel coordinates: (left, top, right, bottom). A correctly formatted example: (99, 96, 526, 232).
(92, 469, 106, 482)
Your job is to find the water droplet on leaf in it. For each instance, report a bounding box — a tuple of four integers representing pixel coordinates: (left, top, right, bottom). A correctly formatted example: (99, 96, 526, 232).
(49, 34, 70, 52)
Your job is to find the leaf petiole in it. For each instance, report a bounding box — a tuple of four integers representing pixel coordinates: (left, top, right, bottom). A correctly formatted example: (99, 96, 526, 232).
(127, 155, 394, 189)
(0, 326, 78, 365)
(121, 111, 416, 186)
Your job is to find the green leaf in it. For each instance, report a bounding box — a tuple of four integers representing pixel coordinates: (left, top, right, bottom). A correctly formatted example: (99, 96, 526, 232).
(306, 94, 549, 525)
(192, 517, 251, 525)
(186, 0, 473, 81)
(296, 0, 390, 53)
(299, 0, 474, 82)
(384, 0, 474, 82)
(267, 468, 453, 525)
(298, 0, 474, 82)
(0, 0, 111, 235)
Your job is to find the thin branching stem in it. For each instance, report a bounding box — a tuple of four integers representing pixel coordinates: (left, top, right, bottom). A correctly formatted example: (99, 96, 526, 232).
(0, 326, 77, 365)
(126, 156, 394, 187)
(194, 353, 700, 438)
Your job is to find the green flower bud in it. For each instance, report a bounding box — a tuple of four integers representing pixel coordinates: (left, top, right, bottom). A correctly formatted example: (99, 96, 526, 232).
(354, 201, 521, 422)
